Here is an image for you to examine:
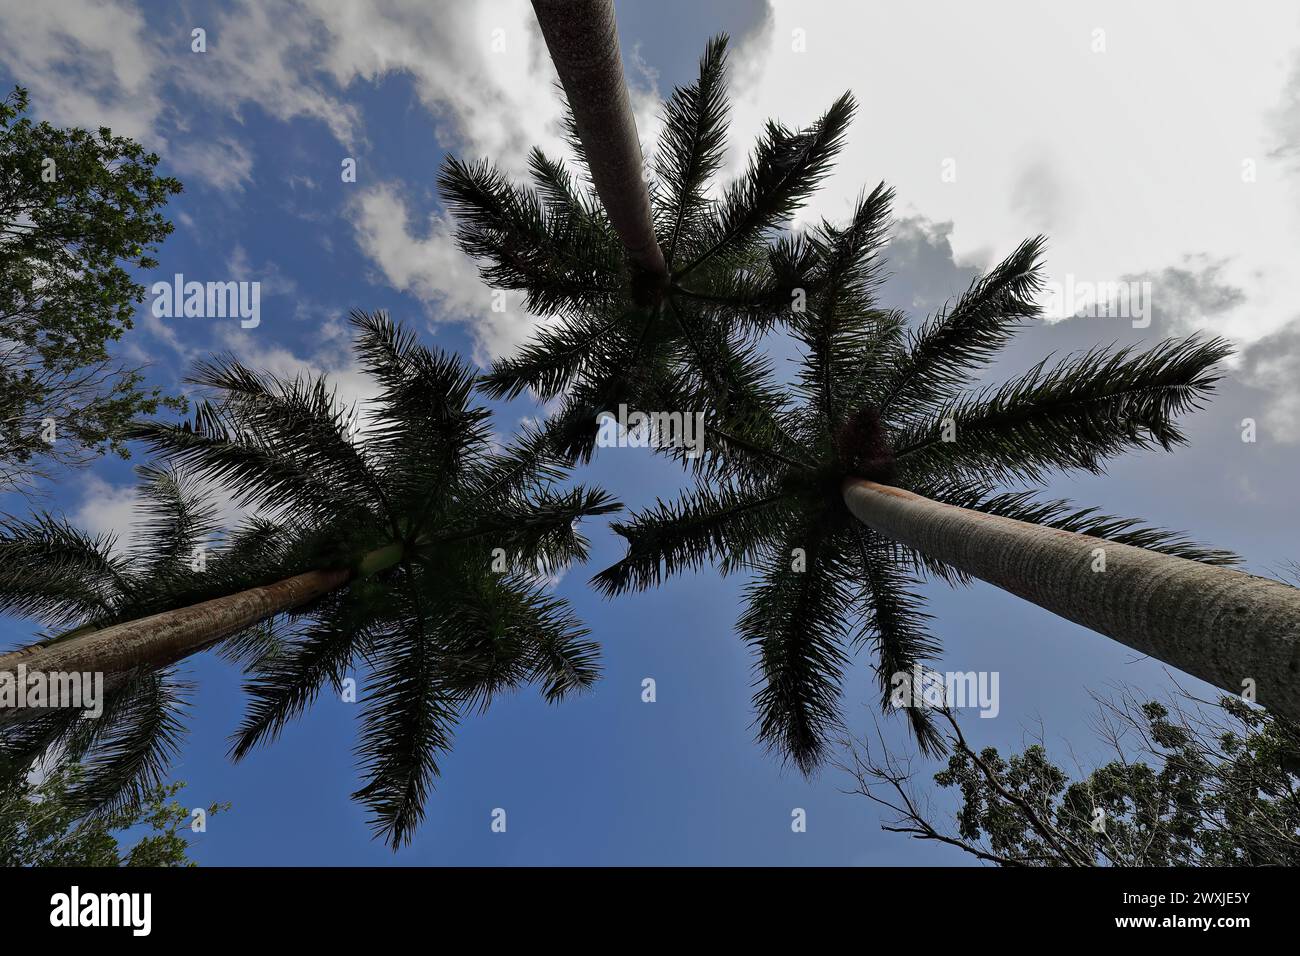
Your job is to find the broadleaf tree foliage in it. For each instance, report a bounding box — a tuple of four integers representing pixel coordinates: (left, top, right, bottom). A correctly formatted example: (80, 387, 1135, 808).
(0, 311, 619, 848)
(0, 766, 227, 867)
(0, 86, 185, 494)
(843, 688, 1300, 866)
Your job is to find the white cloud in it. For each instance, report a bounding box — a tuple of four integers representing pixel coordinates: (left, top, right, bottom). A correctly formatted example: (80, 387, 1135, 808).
(170, 136, 255, 192)
(321, 0, 669, 361)
(72, 474, 141, 552)
(174, 0, 585, 178)
(721, 1, 1300, 346)
(0, 0, 162, 143)
(713, 0, 1300, 440)
(226, 245, 298, 297)
(347, 183, 543, 361)
(0, 0, 668, 355)
(301, 0, 569, 173)
(176, 0, 362, 148)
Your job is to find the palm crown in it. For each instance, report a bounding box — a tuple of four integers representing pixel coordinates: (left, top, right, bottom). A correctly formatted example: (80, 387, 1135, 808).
(1, 311, 618, 846)
(440, 35, 848, 461)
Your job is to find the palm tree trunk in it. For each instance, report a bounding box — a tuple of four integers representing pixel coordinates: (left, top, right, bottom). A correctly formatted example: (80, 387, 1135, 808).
(842, 477, 1300, 721)
(0, 542, 405, 723)
(0, 568, 348, 680)
(531, 0, 667, 281)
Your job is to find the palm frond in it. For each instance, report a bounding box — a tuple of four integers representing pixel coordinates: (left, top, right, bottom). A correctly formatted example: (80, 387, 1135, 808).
(437, 156, 621, 316)
(0, 515, 127, 628)
(963, 489, 1240, 566)
(349, 310, 490, 526)
(850, 527, 945, 754)
(445, 485, 621, 577)
(655, 34, 731, 268)
(351, 612, 460, 849)
(514, 584, 602, 702)
(127, 400, 366, 525)
(879, 236, 1046, 420)
(676, 231, 822, 334)
(61, 668, 191, 815)
(741, 521, 853, 774)
(795, 183, 895, 424)
(677, 91, 857, 279)
(479, 308, 640, 402)
(228, 588, 377, 761)
(595, 482, 794, 595)
(131, 463, 218, 582)
(894, 336, 1234, 486)
(188, 355, 386, 510)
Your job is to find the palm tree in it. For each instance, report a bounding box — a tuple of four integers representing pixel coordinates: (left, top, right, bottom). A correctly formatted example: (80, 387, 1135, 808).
(441, 30, 846, 460)
(0, 311, 618, 845)
(591, 203, 1266, 766)
(462, 14, 1300, 754)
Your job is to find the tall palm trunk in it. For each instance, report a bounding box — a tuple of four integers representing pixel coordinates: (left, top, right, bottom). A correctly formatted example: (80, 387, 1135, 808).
(843, 478, 1300, 721)
(0, 569, 346, 681)
(532, 0, 668, 281)
(0, 543, 404, 724)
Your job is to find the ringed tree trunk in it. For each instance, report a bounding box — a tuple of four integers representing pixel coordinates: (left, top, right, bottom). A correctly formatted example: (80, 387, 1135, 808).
(531, 0, 668, 282)
(0, 543, 404, 725)
(842, 478, 1300, 722)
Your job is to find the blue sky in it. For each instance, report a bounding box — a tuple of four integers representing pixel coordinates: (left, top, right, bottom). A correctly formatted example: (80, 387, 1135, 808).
(3, 0, 1300, 864)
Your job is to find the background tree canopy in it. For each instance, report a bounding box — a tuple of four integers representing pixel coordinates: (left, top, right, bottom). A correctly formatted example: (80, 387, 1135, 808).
(0, 764, 226, 867)
(847, 687, 1300, 866)
(0, 86, 184, 494)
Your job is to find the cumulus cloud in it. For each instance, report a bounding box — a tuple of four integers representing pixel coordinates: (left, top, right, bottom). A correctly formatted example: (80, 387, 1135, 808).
(302, 0, 570, 172)
(226, 245, 299, 297)
(174, 0, 583, 176)
(176, 0, 363, 148)
(720, 0, 1300, 348)
(0, 0, 662, 358)
(347, 183, 542, 361)
(0, 0, 566, 185)
(170, 136, 255, 193)
(10, 0, 1300, 408)
(1122, 255, 1248, 338)
(1242, 321, 1300, 443)
(878, 206, 1300, 448)
(0, 0, 162, 142)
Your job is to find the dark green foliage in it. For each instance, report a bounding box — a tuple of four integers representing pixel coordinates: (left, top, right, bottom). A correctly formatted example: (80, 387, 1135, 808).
(0, 765, 226, 867)
(443, 33, 1234, 775)
(589, 138, 1232, 775)
(1, 311, 618, 848)
(443, 34, 848, 463)
(0, 86, 185, 493)
(891, 337, 1234, 487)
